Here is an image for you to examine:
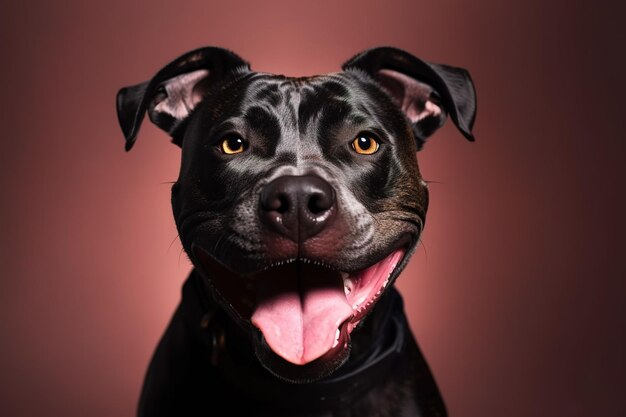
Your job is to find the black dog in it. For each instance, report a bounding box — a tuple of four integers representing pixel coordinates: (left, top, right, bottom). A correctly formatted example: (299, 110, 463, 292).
(116, 46, 476, 417)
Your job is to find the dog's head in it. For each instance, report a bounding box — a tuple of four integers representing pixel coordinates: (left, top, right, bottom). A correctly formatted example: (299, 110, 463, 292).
(117, 46, 476, 382)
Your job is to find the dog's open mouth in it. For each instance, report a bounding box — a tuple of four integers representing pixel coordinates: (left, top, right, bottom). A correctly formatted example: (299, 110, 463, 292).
(194, 245, 406, 366)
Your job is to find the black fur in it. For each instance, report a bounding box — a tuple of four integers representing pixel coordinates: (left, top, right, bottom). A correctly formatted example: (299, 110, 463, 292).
(116, 46, 477, 417)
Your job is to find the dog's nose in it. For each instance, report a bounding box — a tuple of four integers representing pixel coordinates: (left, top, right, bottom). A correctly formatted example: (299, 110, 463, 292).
(260, 175, 336, 242)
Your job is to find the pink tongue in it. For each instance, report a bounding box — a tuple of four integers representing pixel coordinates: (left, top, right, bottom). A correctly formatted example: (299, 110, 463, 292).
(251, 264, 353, 365)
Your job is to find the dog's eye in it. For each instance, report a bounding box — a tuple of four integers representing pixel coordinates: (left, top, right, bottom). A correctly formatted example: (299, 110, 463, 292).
(219, 136, 248, 155)
(351, 135, 380, 155)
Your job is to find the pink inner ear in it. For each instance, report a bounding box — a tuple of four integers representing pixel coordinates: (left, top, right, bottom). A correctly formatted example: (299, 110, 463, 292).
(153, 69, 210, 120)
(377, 69, 442, 123)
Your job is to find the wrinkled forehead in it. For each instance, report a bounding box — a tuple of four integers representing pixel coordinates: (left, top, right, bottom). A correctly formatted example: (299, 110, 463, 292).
(230, 72, 392, 139)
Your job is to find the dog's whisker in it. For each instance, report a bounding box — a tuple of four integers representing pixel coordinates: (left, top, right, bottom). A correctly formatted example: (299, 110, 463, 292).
(217, 232, 238, 261)
(177, 245, 187, 267)
(212, 230, 238, 262)
(167, 234, 181, 253)
(422, 179, 444, 185)
(418, 235, 429, 261)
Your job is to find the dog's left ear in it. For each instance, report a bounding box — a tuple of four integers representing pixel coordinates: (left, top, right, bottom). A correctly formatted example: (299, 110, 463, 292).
(343, 47, 476, 150)
(116, 47, 249, 151)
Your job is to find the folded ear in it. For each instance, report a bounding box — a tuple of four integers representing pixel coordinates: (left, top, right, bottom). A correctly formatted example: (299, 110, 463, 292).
(342, 47, 477, 150)
(116, 47, 249, 151)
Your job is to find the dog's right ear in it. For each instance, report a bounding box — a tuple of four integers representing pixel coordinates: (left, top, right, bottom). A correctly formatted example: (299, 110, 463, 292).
(116, 47, 249, 151)
(343, 47, 476, 150)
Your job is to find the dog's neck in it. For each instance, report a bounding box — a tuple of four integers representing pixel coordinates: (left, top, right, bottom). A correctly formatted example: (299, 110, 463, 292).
(185, 269, 409, 411)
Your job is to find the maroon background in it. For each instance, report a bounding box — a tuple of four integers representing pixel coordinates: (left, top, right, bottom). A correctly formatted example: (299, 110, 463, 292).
(1, 1, 624, 416)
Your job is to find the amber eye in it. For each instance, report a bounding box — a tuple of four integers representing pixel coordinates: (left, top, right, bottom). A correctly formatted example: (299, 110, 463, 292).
(351, 135, 380, 155)
(219, 136, 248, 155)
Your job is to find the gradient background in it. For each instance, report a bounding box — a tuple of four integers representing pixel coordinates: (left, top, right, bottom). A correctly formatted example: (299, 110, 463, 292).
(1, 1, 624, 416)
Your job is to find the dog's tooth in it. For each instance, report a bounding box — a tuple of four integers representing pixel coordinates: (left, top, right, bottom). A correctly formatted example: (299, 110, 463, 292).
(332, 328, 340, 348)
(353, 295, 367, 310)
(342, 274, 353, 296)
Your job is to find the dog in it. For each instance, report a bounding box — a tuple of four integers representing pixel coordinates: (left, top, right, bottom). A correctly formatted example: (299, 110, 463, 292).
(116, 46, 476, 417)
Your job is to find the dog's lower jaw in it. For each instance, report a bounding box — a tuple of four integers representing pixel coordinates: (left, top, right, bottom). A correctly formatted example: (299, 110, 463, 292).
(219, 286, 437, 417)
(192, 235, 414, 382)
(211, 277, 410, 389)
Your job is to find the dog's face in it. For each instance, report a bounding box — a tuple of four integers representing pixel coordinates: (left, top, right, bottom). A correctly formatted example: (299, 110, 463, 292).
(117, 47, 476, 382)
